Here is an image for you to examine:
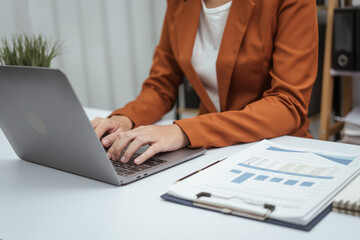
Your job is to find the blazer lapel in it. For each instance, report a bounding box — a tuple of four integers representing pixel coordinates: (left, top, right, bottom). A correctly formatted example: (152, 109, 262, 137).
(174, 0, 217, 113)
(217, 0, 255, 111)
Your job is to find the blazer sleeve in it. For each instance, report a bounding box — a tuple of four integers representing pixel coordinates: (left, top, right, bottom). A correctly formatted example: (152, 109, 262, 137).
(110, 2, 184, 127)
(175, 0, 318, 148)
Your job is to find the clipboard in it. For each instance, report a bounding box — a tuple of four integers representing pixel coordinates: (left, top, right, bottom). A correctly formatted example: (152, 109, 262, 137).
(161, 140, 360, 231)
(161, 193, 332, 231)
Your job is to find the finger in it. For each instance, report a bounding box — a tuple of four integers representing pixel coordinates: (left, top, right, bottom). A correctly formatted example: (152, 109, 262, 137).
(101, 130, 122, 147)
(134, 144, 160, 165)
(122, 135, 151, 163)
(90, 117, 103, 128)
(107, 131, 134, 161)
(94, 120, 116, 139)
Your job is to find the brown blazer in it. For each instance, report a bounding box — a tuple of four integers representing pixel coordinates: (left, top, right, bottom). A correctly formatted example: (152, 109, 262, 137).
(111, 0, 318, 148)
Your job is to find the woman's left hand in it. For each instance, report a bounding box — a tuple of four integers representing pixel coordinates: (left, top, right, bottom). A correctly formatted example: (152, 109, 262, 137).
(106, 124, 190, 165)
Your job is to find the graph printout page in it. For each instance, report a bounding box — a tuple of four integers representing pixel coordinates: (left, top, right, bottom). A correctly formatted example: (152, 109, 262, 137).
(167, 140, 360, 225)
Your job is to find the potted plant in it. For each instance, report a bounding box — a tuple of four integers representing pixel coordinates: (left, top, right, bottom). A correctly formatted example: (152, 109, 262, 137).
(0, 34, 64, 67)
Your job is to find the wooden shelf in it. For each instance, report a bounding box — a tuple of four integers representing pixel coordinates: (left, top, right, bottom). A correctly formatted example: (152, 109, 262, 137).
(317, 5, 328, 11)
(319, 0, 354, 141)
(330, 69, 360, 77)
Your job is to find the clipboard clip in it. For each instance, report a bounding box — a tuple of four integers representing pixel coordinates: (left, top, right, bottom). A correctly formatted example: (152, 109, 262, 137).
(194, 192, 275, 221)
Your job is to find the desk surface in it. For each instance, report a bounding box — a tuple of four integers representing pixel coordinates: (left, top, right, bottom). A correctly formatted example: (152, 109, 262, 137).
(0, 107, 359, 240)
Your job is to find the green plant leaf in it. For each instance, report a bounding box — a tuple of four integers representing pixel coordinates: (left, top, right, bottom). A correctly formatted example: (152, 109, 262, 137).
(0, 33, 65, 67)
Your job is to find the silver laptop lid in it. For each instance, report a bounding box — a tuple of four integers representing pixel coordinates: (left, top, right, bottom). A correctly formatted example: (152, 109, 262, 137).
(0, 66, 120, 185)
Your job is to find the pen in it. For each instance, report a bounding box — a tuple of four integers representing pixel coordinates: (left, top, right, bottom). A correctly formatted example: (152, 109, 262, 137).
(175, 158, 226, 183)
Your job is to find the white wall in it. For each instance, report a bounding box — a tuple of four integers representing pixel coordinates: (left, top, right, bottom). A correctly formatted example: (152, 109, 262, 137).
(0, 0, 166, 111)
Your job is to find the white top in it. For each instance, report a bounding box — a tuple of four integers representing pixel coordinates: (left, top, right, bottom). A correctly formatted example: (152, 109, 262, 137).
(191, 0, 232, 112)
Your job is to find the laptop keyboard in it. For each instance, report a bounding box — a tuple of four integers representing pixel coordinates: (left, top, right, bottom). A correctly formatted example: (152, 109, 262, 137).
(110, 153, 166, 177)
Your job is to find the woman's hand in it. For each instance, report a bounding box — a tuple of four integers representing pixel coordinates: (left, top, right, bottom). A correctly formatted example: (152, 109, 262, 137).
(91, 115, 133, 148)
(107, 124, 190, 165)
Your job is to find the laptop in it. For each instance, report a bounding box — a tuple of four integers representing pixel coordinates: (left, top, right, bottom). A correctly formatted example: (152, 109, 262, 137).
(0, 66, 206, 186)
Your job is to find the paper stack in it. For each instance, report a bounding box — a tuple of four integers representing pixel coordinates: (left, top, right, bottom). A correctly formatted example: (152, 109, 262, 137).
(335, 106, 360, 145)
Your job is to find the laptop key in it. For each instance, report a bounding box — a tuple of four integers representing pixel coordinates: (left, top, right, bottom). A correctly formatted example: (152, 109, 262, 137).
(114, 168, 136, 176)
(110, 156, 167, 176)
(131, 165, 147, 171)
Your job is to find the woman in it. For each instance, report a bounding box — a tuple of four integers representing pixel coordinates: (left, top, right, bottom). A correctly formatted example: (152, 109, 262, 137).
(91, 0, 318, 165)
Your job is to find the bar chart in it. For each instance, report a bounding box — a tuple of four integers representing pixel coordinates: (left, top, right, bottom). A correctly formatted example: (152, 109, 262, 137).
(230, 169, 315, 187)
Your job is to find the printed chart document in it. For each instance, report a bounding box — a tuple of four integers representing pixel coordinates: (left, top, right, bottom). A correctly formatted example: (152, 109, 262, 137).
(163, 140, 360, 228)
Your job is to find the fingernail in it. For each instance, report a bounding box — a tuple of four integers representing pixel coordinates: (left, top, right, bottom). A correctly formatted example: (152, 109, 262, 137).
(112, 154, 116, 161)
(106, 152, 111, 159)
(121, 156, 126, 163)
(134, 158, 141, 164)
(102, 138, 110, 146)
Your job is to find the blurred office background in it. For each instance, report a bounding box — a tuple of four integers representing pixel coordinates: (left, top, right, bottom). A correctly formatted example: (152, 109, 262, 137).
(1, 0, 360, 121)
(0, 0, 166, 111)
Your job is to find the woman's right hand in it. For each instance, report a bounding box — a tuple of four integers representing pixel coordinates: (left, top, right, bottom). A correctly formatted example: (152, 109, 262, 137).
(91, 115, 133, 148)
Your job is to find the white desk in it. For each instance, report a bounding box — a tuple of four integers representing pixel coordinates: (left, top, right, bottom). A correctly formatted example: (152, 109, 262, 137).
(0, 107, 359, 240)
